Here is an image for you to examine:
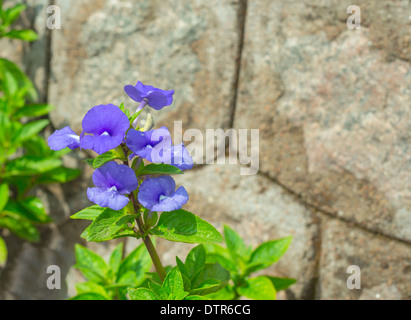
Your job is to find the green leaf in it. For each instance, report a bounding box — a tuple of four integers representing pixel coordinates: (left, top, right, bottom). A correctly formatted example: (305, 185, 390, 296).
(184, 245, 206, 279)
(74, 244, 109, 283)
(4, 29, 38, 41)
(0, 58, 37, 101)
(70, 205, 105, 220)
(0, 214, 40, 242)
(12, 119, 49, 143)
(69, 293, 109, 300)
(148, 281, 164, 299)
(139, 163, 183, 176)
(0, 111, 12, 152)
(237, 276, 276, 300)
(132, 157, 144, 175)
(151, 209, 223, 244)
(162, 267, 188, 300)
(75, 281, 111, 299)
(203, 244, 238, 274)
(109, 242, 123, 277)
(266, 276, 297, 291)
(81, 208, 136, 242)
(224, 225, 250, 261)
(129, 108, 143, 124)
(3, 156, 61, 178)
(117, 242, 152, 288)
(22, 136, 52, 156)
(36, 167, 81, 184)
(246, 236, 292, 274)
(92, 150, 125, 169)
(205, 284, 236, 300)
(119, 102, 131, 118)
(13, 104, 55, 119)
(2, 69, 18, 98)
(83, 158, 94, 168)
(176, 256, 189, 277)
(0, 236, 7, 267)
(20, 197, 52, 223)
(128, 288, 157, 300)
(190, 263, 230, 296)
(0, 183, 9, 213)
(2, 4, 26, 27)
(184, 295, 210, 300)
(143, 210, 158, 229)
(5, 197, 52, 223)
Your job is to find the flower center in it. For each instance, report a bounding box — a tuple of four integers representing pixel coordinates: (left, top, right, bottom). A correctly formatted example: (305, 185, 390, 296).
(67, 134, 80, 143)
(159, 194, 168, 202)
(108, 186, 118, 198)
(100, 131, 110, 137)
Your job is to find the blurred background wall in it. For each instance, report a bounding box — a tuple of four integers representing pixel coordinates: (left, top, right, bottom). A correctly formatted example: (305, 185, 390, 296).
(0, 0, 410, 300)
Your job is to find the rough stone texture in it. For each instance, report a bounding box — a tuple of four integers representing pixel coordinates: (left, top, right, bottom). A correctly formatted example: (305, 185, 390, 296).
(48, 0, 243, 144)
(1, 0, 411, 300)
(317, 217, 411, 300)
(234, 0, 411, 241)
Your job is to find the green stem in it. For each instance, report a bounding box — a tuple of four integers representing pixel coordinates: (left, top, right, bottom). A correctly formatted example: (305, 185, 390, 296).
(141, 227, 166, 281)
(121, 147, 166, 281)
(130, 193, 166, 282)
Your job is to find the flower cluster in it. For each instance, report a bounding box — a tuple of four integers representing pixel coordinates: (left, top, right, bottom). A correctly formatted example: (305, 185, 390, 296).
(48, 82, 192, 212)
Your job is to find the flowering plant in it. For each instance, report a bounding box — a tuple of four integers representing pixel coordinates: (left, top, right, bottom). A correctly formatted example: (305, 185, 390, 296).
(49, 80, 295, 300)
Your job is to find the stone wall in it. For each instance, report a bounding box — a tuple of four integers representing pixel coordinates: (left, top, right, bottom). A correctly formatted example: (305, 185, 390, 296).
(0, 0, 410, 300)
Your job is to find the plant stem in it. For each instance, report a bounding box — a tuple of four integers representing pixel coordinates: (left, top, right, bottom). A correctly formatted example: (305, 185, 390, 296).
(141, 228, 166, 281)
(130, 193, 166, 282)
(121, 146, 166, 281)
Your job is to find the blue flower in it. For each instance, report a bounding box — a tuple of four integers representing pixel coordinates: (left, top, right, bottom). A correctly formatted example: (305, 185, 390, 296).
(48, 126, 80, 151)
(87, 161, 138, 211)
(138, 176, 189, 212)
(126, 127, 172, 162)
(161, 143, 194, 171)
(80, 104, 130, 155)
(126, 127, 194, 171)
(124, 81, 174, 110)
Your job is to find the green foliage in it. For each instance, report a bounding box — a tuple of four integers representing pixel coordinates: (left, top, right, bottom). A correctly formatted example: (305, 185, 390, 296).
(70, 242, 153, 300)
(204, 225, 296, 300)
(128, 245, 229, 301)
(150, 209, 223, 244)
(80, 208, 138, 242)
(0, 2, 80, 266)
(139, 163, 183, 176)
(89, 149, 127, 169)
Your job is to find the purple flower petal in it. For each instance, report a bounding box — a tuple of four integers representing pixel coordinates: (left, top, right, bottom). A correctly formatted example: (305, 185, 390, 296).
(138, 176, 188, 212)
(126, 127, 172, 162)
(145, 91, 169, 110)
(124, 81, 174, 110)
(81, 104, 130, 155)
(151, 186, 189, 212)
(48, 126, 80, 151)
(87, 187, 130, 211)
(92, 161, 139, 194)
(151, 143, 194, 171)
(124, 85, 143, 103)
(169, 144, 194, 171)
